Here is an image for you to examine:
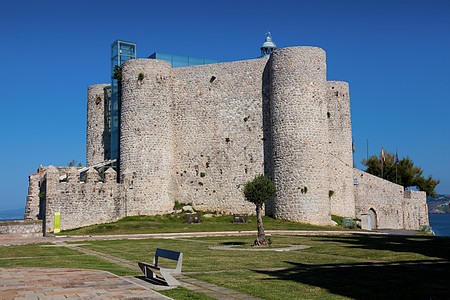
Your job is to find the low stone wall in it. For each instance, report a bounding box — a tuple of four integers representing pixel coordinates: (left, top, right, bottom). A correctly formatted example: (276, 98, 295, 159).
(403, 190, 429, 230)
(43, 166, 124, 232)
(0, 220, 42, 235)
(353, 169, 429, 230)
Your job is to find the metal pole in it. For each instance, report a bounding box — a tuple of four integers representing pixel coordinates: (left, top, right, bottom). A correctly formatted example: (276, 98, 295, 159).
(367, 139, 368, 161)
(396, 147, 398, 184)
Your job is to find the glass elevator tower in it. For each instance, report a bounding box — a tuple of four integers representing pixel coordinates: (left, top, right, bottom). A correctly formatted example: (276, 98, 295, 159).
(110, 40, 136, 160)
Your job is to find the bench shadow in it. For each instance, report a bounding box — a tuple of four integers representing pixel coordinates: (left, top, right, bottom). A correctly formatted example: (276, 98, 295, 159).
(134, 275, 170, 286)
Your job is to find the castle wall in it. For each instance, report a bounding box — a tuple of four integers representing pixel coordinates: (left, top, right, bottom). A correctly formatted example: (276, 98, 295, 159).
(120, 59, 175, 215)
(170, 58, 268, 214)
(87, 84, 111, 166)
(403, 190, 429, 230)
(24, 171, 45, 220)
(28, 45, 428, 231)
(354, 169, 404, 229)
(326, 81, 355, 217)
(42, 166, 123, 232)
(353, 169, 429, 229)
(269, 47, 331, 225)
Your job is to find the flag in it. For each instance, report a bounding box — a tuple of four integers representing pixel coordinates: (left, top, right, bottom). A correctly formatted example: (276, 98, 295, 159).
(381, 146, 385, 164)
(396, 148, 399, 165)
(352, 138, 355, 153)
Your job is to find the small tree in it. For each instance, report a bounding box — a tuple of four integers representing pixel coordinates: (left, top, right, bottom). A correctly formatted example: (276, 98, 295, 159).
(243, 174, 276, 247)
(362, 152, 439, 197)
(68, 160, 82, 167)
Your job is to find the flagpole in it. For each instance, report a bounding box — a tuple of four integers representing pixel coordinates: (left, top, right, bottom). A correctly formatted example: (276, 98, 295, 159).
(367, 139, 368, 162)
(396, 147, 398, 184)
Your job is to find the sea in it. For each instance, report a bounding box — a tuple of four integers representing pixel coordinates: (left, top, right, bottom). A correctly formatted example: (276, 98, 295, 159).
(429, 213, 450, 237)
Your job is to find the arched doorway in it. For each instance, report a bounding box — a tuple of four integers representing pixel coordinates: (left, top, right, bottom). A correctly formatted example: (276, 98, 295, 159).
(368, 208, 377, 230)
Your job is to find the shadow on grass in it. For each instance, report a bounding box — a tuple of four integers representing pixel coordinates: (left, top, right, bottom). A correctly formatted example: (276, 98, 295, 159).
(255, 260, 450, 299)
(254, 235, 450, 299)
(314, 235, 450, 260)
(220, 242, 247, 246)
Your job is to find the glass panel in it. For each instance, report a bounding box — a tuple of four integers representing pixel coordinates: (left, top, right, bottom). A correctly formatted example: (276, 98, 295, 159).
(110, 40, 136, 160)
(188, 57, 203, 66)
(173, 55, 189, 68)
(157, 53, 173, 64)
(204, 59, 220, 65)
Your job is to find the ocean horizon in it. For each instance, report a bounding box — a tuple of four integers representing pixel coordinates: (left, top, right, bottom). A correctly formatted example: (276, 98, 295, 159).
(429, 213, 450, 237)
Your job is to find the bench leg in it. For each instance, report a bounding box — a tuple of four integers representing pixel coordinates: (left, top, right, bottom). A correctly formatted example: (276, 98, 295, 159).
(160, 271, 180, 286)
(144, 266, 157, 280)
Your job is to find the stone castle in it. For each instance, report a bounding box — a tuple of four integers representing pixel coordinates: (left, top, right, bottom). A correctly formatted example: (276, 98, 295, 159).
(25, 36, 429, 232)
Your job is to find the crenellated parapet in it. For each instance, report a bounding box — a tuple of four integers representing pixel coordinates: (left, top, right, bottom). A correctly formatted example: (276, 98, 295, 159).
(26, 166, 123, 232)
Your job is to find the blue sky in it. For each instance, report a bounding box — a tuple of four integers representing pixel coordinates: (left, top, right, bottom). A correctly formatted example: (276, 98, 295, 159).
(0, 0, 449, 211)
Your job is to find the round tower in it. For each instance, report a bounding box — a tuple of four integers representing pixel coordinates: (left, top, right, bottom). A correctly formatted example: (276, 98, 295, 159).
(120, 58, 174, 215)
(326, 81, 355, 217)
(87, 84, 110, 167)
(261, 32, 277, 58)
(269, 46, 331, 225)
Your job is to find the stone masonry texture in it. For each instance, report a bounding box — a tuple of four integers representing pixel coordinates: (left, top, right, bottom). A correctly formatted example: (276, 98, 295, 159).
(326, 81, 355, 217)
(87, 84, 111, 166)
(25, 46, 429, 232)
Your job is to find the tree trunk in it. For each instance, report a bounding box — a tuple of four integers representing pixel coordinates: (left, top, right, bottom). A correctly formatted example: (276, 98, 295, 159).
(253, 204, 270, 247)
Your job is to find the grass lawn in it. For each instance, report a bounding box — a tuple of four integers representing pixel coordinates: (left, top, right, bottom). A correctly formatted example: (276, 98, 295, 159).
(0, 243, 138, 276)
(1, 216, 449, 299)
(58, 213, 358, 235)
(159, 287, 216, 300)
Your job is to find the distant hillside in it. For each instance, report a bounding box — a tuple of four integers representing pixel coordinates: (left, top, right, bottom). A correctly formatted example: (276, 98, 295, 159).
(427, 194, 450, 214)
(0, 208, 25, 221)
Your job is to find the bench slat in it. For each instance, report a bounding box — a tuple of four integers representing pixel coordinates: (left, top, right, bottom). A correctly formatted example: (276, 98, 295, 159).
(155, 248, 181, 261)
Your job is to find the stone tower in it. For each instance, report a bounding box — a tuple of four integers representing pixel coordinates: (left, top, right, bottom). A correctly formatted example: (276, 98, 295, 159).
(326, 81, 355, 217)
(119, 59, 175, 215)
(269, 47, 331, 225)
(87, 84, 110, 166)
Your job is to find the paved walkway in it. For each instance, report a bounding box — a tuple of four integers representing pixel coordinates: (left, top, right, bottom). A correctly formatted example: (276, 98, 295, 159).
(0, 230, 389, 247)
(0, 267, 171, 299)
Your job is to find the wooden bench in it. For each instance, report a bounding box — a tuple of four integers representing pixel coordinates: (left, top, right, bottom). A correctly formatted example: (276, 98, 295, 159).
(138, 248, 183, 286)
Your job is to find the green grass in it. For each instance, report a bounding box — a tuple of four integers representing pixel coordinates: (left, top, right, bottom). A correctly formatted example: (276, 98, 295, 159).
(159, 287, 216, 300)
(76, 236, 357, 272)
(59, 213, 358, 235)
(0, 243, 138, 276)
(2, 220, 450, 299)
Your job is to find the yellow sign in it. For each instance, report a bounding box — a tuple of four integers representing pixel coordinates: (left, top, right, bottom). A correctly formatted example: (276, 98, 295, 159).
(54, 212, 60, 233)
